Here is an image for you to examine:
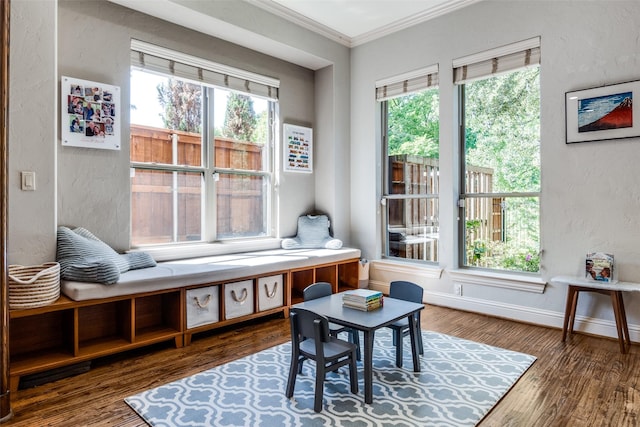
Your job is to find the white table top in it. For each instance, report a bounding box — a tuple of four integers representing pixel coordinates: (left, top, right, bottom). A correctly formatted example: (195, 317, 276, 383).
(551, 275, 640, 292)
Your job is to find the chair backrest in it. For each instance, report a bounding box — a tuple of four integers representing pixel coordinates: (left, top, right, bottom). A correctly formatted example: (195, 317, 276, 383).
(389, 280, 423, 304)
(290, 307, 330, 344)
(303, 282, 333, 301)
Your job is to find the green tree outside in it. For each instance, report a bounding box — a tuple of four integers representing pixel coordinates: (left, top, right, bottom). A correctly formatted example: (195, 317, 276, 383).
(222, 92, 257, 142)
(157, 79, 202, 133)
(387, 87, 439, 158)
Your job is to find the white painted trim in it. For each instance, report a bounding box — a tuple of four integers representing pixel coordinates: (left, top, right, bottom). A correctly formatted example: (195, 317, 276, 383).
(250, 0, 483, 48)
(350, 0, 483, 47)
(449, 269, 546, 293)
(366, 285, 640, 344)
(424, 290, 640, 343)
(371, 259, 443, 279)
(247, 0, 352, 47)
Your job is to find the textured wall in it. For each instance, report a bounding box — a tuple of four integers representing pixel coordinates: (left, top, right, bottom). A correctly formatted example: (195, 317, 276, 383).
(9, 0, 327, 262)
(351, 0, 640, 327)
(8, 0, 57, 264)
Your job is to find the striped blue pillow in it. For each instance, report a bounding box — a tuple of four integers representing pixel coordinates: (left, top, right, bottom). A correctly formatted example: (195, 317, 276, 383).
(56, 227, 156, 284)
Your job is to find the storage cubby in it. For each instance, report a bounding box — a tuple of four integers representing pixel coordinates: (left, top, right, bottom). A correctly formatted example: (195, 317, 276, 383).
(338, 261, 360, 291)
(289, 259, 360, 303)
(77, 300, 132, 356)
(9, 254, 360, 391)
(290, 269, 314, 302)
(9, 309, 75, 376)
(315, 265, 338, 288)
(134, 291, 182, 341)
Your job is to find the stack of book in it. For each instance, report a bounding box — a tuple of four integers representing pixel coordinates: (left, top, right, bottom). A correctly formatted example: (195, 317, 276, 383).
(342, 289, 384, 311)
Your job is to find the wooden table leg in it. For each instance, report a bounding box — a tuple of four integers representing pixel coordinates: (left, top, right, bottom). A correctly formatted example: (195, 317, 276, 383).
(611, 291, 630, 353)
(617, 291, 631, 349)
(563, 286, 579, 341)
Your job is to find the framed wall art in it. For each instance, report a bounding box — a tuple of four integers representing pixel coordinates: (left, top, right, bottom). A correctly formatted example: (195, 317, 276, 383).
(61, 76, 121, 150)
(283, 123, 312, 173)
(566, 80, 639, 144)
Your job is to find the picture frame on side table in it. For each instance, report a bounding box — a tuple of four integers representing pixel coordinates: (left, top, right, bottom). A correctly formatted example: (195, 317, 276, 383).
(283, 123, 312, 173)
(566, 80, 640, 144)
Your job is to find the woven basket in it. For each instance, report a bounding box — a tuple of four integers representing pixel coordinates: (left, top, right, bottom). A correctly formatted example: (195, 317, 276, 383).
(8, 262, 61, 309)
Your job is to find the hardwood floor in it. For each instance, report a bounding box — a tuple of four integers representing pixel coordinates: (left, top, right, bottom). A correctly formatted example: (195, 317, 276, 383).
(2, 304, 639, 426)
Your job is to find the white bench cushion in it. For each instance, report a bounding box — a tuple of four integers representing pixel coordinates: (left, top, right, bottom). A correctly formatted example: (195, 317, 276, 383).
(61, 247, 361, 301)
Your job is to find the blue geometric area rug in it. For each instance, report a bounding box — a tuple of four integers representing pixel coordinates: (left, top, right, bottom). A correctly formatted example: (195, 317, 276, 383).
(125, 330, 536, 427)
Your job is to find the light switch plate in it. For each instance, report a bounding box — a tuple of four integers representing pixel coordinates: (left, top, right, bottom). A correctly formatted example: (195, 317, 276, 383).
(21, 171, 36, 191)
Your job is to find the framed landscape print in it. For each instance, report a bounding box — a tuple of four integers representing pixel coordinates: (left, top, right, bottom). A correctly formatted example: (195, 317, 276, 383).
(283, 123, 312, 173)
(566, 80, 639, 144)
(61, 76, 121, 150)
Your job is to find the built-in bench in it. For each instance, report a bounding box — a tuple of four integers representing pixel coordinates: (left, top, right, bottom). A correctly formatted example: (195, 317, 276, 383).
(9, 247, 361, 391)
(61, 247, 361, 300)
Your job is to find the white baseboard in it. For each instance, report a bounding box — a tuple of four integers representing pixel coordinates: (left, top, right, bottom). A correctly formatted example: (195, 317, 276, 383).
(369, 279, 639, 344)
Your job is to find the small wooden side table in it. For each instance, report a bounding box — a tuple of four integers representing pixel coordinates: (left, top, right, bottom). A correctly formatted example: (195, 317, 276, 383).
(552, 276, 640, 354)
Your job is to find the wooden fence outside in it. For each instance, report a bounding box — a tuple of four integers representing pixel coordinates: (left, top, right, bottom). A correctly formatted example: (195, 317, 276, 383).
(130, 129, 499, 249)
(130, 125, 264, 245)
(388, 155, 500, 262)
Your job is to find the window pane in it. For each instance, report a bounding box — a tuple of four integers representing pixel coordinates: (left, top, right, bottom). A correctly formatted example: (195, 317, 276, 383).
(461, 66, 540, 272)
(130, 65, 274, 245)
(213, 88, 269, 171)
(464, 67, 540, 194)
(131, 169, 203, 245)
(130, 69, 203, 167)
(216, 173, 267, 239)
(387, 197, 439, 262)
(384, 87, 439, 262)
(464, 196, 539, 272)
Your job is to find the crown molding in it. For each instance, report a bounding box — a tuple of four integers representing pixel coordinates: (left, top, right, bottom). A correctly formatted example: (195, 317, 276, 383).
(247, 0, 352, 47)
(249, 0, 483, 48)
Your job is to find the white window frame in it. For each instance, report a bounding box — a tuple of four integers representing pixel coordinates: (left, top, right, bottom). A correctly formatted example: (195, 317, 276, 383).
(377, 65, 441, 264)
(130, 41, 278, 248)
(454, 38, 541, 274)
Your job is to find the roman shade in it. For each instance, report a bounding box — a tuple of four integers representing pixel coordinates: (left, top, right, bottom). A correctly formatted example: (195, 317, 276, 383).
(376, 64, 439, 101)
(453, 36, 540, 84)
(131, 39, 280, 101)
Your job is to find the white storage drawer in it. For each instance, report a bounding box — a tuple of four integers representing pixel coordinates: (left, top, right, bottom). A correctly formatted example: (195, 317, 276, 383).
(224, 279, 254, 319)
(186, 285, 219, 329)
(257, 274, 283, 312)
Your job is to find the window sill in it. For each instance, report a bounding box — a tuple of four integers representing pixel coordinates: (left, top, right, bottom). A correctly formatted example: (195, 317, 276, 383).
(372, 259, 443, 279)
(448, 269, 546, 293)
(129, 238, 283, 262)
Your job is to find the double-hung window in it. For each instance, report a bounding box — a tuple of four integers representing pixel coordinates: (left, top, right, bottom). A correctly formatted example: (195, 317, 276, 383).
(129, 41, 278, 246)
(454, 37, 541, 273)
(378, 65, 440, 263)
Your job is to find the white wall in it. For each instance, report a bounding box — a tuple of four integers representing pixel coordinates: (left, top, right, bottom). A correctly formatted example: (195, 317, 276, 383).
(9, 0, 351, 263)
(9, 0, 58, 264)
(351, 0, 640, 337)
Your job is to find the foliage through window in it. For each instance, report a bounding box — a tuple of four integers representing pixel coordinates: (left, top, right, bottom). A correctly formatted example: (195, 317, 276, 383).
(459, 65, 540, 272)
(130, 68, 274, 246)
(382, 84, 440, 263)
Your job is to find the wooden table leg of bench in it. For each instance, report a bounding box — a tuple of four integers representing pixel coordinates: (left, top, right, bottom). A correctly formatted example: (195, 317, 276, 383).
(182, 333, 191, 347)
(9, 376, 19, 393)
(174, 335, 184, 348)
